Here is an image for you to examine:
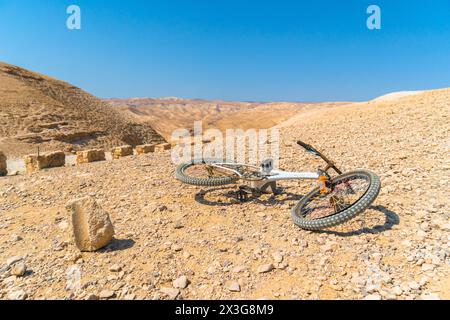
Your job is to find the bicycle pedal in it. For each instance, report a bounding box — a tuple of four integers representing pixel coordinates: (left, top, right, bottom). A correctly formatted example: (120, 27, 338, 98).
(272, 187, 283, 195)
(236, 187, 252, 202)
(236, 191, 249, 202)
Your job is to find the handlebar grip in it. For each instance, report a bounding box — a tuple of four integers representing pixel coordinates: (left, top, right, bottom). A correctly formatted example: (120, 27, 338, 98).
(297, 140, 320, 156)
(297, 140, 312, 149)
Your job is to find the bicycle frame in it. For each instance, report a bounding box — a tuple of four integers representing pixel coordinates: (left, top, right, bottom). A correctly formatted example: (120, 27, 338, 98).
(210, 163, 320, 182)
(208, 140, 341, 184)
(203, 140, 341, 195)
(265, 169, 320, 181)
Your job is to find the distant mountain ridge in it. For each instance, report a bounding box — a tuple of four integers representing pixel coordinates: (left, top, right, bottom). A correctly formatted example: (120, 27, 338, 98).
(105, 97, 349, 142)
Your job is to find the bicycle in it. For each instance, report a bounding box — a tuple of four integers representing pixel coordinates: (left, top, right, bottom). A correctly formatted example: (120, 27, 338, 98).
(176, 140, 381, 230)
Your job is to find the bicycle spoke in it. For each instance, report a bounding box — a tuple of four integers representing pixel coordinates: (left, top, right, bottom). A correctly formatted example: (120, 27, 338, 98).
(184, 164, 231, 179)
(301, 175, 370, 220)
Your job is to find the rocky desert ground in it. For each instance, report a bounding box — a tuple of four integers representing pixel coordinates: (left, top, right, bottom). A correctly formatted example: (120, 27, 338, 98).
(0, 63, 449, 300)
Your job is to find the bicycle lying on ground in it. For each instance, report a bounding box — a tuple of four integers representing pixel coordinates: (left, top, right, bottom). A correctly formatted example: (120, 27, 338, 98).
(176, 141, 381, 230)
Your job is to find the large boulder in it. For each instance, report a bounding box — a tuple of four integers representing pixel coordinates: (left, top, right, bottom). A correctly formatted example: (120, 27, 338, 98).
(76, 149, 106, 164)
(0, 151, 7, 176)
(111, 145, 133, 159)
(23, 151, 65, 173)
(66, 197, 115, 252)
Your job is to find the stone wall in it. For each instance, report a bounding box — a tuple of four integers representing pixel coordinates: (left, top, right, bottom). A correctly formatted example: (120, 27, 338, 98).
(23, 151, 66, 173)
(3, 141, 172, 176)
(0, 151, 7, 176)
(135, 144, 157, 155)
(111, 145, 133, 159)
(155, 143, 172, 152)
(76, 149, 106, 164)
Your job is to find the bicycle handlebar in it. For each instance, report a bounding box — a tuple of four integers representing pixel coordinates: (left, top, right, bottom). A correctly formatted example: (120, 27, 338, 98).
(297, 141, 321, 156)
(296, 140, 342, 175)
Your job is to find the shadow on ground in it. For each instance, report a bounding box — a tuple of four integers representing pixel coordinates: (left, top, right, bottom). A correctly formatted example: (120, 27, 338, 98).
(101, 238, 136, 252)
(194, 186, 303, 207)
(315, 205, 400, 237)
(194, 187, 399, 237)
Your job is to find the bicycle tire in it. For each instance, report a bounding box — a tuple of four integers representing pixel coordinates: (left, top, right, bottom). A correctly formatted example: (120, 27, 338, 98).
(291, 170, 381, 230)
(176, 158, 239, 186)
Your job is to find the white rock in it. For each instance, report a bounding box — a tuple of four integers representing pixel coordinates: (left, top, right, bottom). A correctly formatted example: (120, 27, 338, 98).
(421, 264, 435, 272)
(366, 284, 379, 294)
(401, 240, 412, 247)
(109, 264, 122, 272)
(408, 281, 421, 290)
(99, 290, 116, 299)
(392, 286, 403, 296)
(272, 252, 283, 263)
(171, 244, 183, 252)
(232, 265, 247, 273)
(160, 287, 180, 300)
(11, 234, 23, 242)
(173, 276, 189, 289)
(11, 262, 27, 276)
(417, 230, 427, 239)
(58, 221, 69, 231)
(276, 262, 288, 270)
(257, 264, 274, 273)
(8, 289, 28, 300)
(420, 222, 430, 231)
(6, 256, 23, 267)
(228, 281, 241, 292)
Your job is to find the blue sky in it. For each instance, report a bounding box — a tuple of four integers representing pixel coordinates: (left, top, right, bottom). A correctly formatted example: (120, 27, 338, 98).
(1, 0, 449, 101)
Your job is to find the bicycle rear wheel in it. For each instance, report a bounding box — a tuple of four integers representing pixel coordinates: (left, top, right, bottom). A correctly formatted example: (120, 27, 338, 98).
(176, 159, 239, 186)
(291, 170, 381, 230)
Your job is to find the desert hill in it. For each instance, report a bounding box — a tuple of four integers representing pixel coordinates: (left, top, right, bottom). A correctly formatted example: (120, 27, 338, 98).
(370, 90, 424, 102)
(105, 97, 349, 142)
(0, 62, 165, 156)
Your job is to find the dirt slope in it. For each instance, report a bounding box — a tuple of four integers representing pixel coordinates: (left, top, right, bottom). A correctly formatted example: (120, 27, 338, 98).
(105, 97, 348, 142)
(371, 90, 424, 102)
(0, 88, 448, 300)
(0, 62, 165, 156)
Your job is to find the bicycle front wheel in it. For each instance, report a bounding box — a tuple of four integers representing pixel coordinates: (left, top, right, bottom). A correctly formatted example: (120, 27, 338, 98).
(176, 159, 239, 186)
(291, 170, 381, 230)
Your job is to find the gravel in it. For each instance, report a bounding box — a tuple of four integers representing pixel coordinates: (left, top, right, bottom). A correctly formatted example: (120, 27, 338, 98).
(0, 89, 449, 300)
